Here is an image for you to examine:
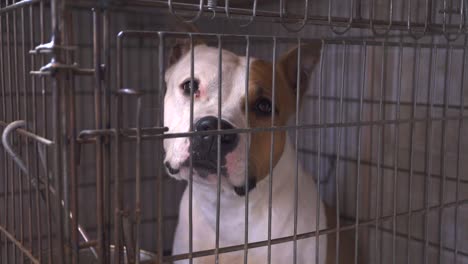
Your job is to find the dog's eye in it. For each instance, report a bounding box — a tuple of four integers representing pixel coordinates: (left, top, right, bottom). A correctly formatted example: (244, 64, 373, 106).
(181, 79, 199, 95)
(254, 97, 273, 115)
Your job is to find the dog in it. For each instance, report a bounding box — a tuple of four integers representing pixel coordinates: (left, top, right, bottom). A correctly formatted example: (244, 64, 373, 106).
(163, 35, 355, 263)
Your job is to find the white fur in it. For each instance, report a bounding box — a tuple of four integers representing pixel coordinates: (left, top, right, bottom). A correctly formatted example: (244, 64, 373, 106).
(164, 45, 328, 264)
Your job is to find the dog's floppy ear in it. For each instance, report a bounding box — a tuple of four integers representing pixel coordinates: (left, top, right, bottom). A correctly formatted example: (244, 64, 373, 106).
(168, 22, 206, 66)
(277, 42, 322, 98)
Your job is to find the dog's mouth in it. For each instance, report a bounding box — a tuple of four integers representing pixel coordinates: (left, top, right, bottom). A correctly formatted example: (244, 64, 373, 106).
(166, 158, 257, 196)
(181, 158, 228, 179)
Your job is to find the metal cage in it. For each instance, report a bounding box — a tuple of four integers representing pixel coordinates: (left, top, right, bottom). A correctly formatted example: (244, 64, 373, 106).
(0, 0, 467, 263)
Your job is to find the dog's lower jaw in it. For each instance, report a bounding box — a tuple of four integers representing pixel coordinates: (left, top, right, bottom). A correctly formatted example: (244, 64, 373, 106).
(172, 138, 329, 264)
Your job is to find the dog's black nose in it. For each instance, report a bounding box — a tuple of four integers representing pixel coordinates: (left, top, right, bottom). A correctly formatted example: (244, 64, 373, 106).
(165, 162, 180, 175)
(192, 116, 238, 159)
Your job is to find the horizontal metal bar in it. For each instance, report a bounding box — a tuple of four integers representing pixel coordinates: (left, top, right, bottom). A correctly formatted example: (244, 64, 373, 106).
(158, 115, 468, 140)
(304, 95, 468, 111)
(164, 198, 468, 262)
(75, 115, 468, 145)
(0, 120, 54, 146)
(79, 240, 98, 249)
(77, 127, 168, 142)
(118, 30, 468, 50)
(363, 225, 468, 258)
(298, 149, 468, 185)
(70, 0, 466, 34)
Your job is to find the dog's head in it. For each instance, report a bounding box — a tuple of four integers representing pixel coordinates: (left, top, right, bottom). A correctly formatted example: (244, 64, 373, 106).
(163, 37, 321, 196)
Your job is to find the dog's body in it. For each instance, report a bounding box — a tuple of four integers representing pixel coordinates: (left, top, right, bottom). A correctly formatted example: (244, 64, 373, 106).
(163, 41, 350, 264)
(173, 138, 328, 263)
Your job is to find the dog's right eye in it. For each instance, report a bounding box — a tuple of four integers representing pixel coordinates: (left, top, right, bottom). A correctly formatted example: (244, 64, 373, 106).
(181, 79, 199, 96)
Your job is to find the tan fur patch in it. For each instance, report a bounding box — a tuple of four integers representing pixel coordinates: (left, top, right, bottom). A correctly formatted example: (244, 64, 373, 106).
(241, 43, 322, 183)
(243, 59, 298, 182)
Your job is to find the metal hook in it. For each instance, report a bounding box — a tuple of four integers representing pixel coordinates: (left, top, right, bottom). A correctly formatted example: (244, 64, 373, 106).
(327, 0, 354, 35)
(207, 0, 217, 19)
(440, 0, 466, 42)
(369, 0, 393, 36)
(1, 120, 98, 259)
(168, 0, 204, 23)
(2, 120, 29, 174)
(224, 0, 257, 27)
(239, 0, 258, 27)
(407, 0, 429, 40)
(279, 0, 309, 33)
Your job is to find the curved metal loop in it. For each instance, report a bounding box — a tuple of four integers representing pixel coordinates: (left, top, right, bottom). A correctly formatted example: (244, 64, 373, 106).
(279, 0, 309, 33)
(1, 120, 97, 257)
(238, 0, 258, 27)
(369, 0, 393, 36)
(328, 0, 354, 35)
(441, 0, 466, 42)
(206, 0, 218, 19)
(406, 0, 429, 40)
(2, 120, 29, 175)
(168, 0, 204, 23)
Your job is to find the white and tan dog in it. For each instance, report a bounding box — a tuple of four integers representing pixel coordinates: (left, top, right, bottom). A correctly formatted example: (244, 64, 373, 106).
(163, 36, 354, 264)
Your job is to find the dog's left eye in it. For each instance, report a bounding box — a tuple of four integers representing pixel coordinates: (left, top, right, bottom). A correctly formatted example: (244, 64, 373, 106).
(181, 79, 199, 95)
(254, 97, 273, 115)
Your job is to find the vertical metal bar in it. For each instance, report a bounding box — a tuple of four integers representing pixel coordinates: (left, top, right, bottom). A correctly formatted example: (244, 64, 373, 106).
(243, 36, 251, 264)
(156, 33, 165, 264)
(0, 2, 7, 262)
(267, 37, 277, 264)
(61, 15, 72, 263)
(135, 95, 142, 264)
(406, 41, 421, 264)
(39, 0, 53, 261)
(374, 40, 387, 264)
(438, 45, 452, 264)
(392, 40, 403, 264)
(21, 3, 32, 256)
(131, 35, 142, 264)
(423, 43, 438, 264)
(51, 53, 65, 264)
(454, 34, 467, 264)
(19, 3, 33, 258)
(354, 41, 367, 264)
(102, 11, 112, 264)
(28, 5, 42, 260)
(13, 4, 25, 262)
(6, 1, 15, 261)
(188, 34, 195, 264)
(115, 33, 124, 264)
(215, 34, 223, 264)
(5, 2, 14, 262)
(315, 40, 326, 264)
(0, 2, 4, 262)
(93, 9, 105, 264)
(65, 8, 78, 264)
(50, 0, 68, 261)
(293, 39, 301, 264)
(12, 10, 20, 247)
(334, 41, 347, 264)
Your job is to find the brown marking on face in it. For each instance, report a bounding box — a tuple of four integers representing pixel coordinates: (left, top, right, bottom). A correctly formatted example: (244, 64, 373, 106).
(243, 59, 297, 182)
(242, 43, 322, 183)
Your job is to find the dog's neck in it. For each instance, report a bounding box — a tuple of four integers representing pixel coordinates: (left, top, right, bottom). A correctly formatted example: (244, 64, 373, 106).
(191, 136, 300, 228)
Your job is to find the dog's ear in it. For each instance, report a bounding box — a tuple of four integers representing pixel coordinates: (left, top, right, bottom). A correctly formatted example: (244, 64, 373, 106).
(168, 22, 206, 66)
(277, 42, 322, 98)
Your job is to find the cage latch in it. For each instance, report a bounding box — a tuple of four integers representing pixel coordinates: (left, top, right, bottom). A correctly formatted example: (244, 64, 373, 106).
(29, 40, 94, 76)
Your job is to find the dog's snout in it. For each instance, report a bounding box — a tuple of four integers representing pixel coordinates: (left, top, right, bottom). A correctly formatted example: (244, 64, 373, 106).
(193, 116, 238, 157)
(165, 161, 180, 175)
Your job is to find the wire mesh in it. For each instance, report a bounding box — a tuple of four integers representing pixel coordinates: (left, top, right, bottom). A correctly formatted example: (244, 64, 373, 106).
(0, 0, 467, 264)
